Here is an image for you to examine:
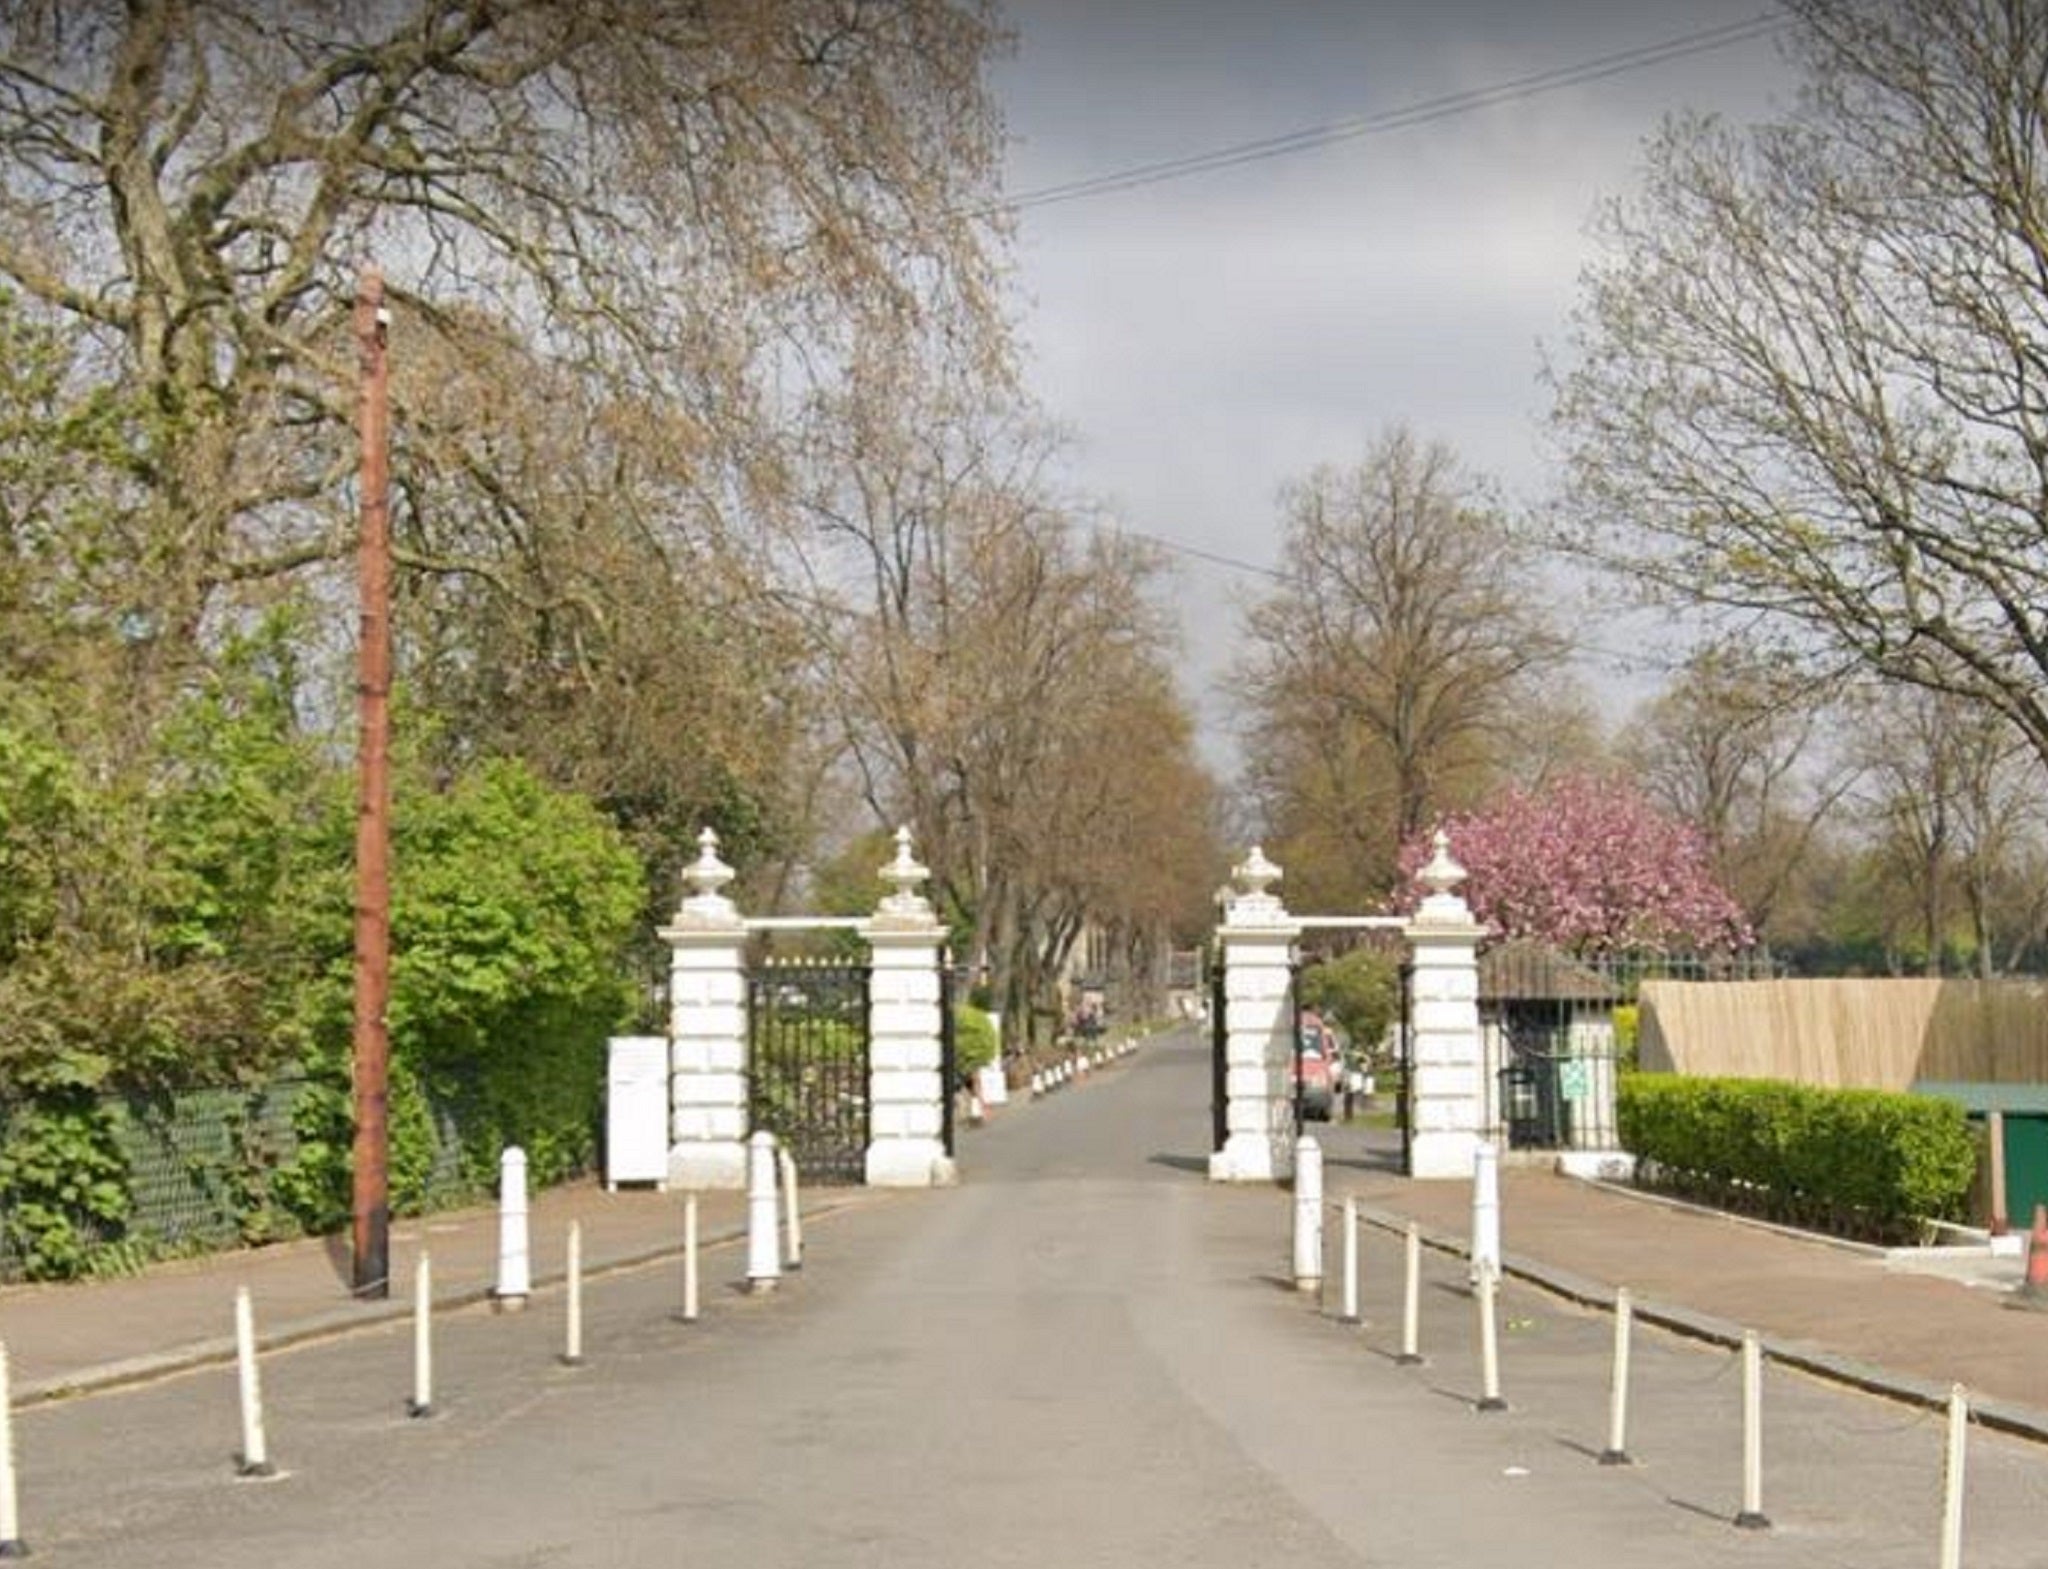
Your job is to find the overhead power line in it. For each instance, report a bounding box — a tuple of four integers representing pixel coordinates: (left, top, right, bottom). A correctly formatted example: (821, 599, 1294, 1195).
(1001, 11, 1786, 214)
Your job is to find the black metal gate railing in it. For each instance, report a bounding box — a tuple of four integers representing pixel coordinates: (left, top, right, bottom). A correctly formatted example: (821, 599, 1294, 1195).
(747, 958, 871, 1185)
(940, 955, 958, 1159)
(1397, 959, 1414, 1177)
(1288, 956, 1305, 1138)
(1209, 945, 1227, 1154)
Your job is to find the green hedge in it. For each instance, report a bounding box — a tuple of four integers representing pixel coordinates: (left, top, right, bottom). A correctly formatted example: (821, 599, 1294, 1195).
(1618, 1074, 1976, 1241)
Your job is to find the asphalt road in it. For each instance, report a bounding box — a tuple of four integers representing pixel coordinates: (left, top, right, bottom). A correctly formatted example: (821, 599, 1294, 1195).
(15, 1029, 2048, 1566)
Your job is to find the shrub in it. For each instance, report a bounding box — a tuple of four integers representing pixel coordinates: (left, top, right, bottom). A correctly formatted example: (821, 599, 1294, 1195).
(953, 1004, 998, 1083)
(1618, 1074, 1976, 1240)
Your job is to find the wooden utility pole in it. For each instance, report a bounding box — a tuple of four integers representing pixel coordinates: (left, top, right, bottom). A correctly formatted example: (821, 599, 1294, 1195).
(351, 265, 393, 1299)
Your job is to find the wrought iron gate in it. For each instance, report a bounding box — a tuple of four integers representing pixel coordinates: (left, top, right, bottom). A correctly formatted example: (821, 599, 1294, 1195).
(939, 954, 958, 1159)
(1397, 958, 1414, 1177)
(1209, 945, 1227, 1153)
(747, 958, 871, 1185)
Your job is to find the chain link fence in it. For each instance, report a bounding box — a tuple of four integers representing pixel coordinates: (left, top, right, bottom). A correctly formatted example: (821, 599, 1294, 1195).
(0, 1071, 496, 1283)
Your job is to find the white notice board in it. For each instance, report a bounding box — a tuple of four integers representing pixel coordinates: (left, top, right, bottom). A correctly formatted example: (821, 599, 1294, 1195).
(606, 1035, 670, 1188)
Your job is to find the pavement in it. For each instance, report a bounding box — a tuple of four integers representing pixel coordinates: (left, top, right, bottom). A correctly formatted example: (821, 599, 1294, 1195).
(1318, 1124, 2048, 1443)
(7, 1078, 2048, 1449)
(0, 1177, 869, 1405)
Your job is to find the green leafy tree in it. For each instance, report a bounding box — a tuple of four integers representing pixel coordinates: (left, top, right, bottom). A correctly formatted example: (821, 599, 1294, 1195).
(1298, 949, 1400, 1064)
(282, 757, 647, 1227)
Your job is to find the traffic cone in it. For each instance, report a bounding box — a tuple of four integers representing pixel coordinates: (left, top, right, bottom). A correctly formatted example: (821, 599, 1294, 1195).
(2006, 1205, 2048, 1312)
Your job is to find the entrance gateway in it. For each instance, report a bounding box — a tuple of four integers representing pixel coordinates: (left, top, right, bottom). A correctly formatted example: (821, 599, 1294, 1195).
(661, 827, 957, 1191)
(1208, 835, 1488, 1183)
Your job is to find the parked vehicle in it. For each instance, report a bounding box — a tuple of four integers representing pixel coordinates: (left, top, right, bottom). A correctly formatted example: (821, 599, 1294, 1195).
(1294, 1013, 1337, 1121)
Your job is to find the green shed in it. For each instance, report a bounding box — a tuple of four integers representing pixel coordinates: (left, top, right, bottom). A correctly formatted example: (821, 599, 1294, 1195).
(1914, 1081, 2048, 1231)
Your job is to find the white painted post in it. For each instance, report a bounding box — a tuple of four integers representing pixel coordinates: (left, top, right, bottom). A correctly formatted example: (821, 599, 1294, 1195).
(663, 828, 750, 1191)
(1211, 845, 1303, 1184)
(234, 1287, 274, 1477)
(1471, 1141, 1501, 1283)
(1600, 1287, 1633, 1465)
(1939, 1385, 1968, 1569)
(1339, 1197, 1361, 1324)
(778, 1146, 804, 1271)
(746, 1131, 781, 1293)
(1292, 1135, 1324, 1293)
(1476, 1262, 1506, 1411)
(0, 1341, 24, 1556)
(979, 1011, 1008, 1107)
(1398, 1221, 1424, 1364)
(494, 1146, 530, 1311)
(1735, 1331, 1770, 1529)
(408, 1252, 434, 1418)
(864, 828, 955, 1187)
(681, 1192, 700, 1323)
(563, 1221, 584, 1367)
(1403, 832, 1486, 1180)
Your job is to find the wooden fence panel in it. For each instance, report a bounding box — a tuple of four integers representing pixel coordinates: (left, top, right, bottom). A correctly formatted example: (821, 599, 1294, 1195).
(1639, 978, 2048, 1088)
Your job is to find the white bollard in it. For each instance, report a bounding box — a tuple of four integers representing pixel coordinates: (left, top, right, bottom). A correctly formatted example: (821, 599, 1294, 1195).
(1735, 1330, 1770, 1529)
(681, 1192, 701, 1323)
(1475, 1260, 1506, 1411)
(1939, 1384, 1968, 1569)
(234, 1286, 274, 1477)
(494, 1145, 531, 1311)
(1292, 1135, 1324, 1293)
(778, 1146, 804, 1271)
(1398, 1221, 1424, 1364)
(0, 1341, 24, 1556)
(563, 1221, 584, 1367)
(408, 1251, 434, 1418)
(1339, 1197, 1361, 1324)
(1600, 1287, 1634, 1465)
(746, 1131, 781, 1294)
(1471, 1141, 1500, 1284)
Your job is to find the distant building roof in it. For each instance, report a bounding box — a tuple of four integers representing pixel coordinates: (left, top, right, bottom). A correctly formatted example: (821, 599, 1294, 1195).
(1479, 940, 1618, 1004)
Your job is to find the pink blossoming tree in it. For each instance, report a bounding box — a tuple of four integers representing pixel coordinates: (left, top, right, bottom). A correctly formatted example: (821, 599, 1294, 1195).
(1399, 774, 1753, 953)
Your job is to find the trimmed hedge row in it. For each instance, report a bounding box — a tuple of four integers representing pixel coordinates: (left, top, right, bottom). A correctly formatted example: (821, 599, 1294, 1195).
(1617, 1074, 1976, 1242)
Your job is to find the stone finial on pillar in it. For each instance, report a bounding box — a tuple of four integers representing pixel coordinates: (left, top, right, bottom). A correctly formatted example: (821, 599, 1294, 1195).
(1415, 830, 1471, 921)
(876, 825, 933, 922)
(865, 827, 955, 1187)
(678, 827, 738, 922)
(663, 826, 750, 1190)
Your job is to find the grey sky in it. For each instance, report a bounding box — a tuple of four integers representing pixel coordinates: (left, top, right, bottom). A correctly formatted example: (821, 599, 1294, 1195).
(990, 2, 1796, 762)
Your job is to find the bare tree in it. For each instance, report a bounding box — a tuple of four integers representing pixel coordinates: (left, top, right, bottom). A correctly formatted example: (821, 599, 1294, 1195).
(1844, 682, 2048, 975)
(1238, 427, 1571, 906)
(794, 374, 1220, 1032)
(1621, 643, 1858, 939)
(1553, 0, 2048, 778)
(0, 0, 1008, 660)
(0, 0, 1011, 875)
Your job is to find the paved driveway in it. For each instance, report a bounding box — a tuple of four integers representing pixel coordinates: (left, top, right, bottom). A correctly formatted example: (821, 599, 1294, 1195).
(10, 1028, 2047, 1566)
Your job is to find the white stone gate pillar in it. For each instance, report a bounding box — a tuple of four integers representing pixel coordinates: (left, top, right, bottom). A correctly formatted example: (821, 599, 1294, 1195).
(863, 829, 957, 1188)
(663, 829, 749, 1190)
(1209, 845, 1303, 1184)
(1403, 831, 1487, 1180)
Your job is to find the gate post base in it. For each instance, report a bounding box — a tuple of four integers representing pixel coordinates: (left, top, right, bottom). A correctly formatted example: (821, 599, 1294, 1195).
(1208, 1132, 1291, 1183)
(865, 1140, 956, 1188)
(668, 1143, 746, 1191)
